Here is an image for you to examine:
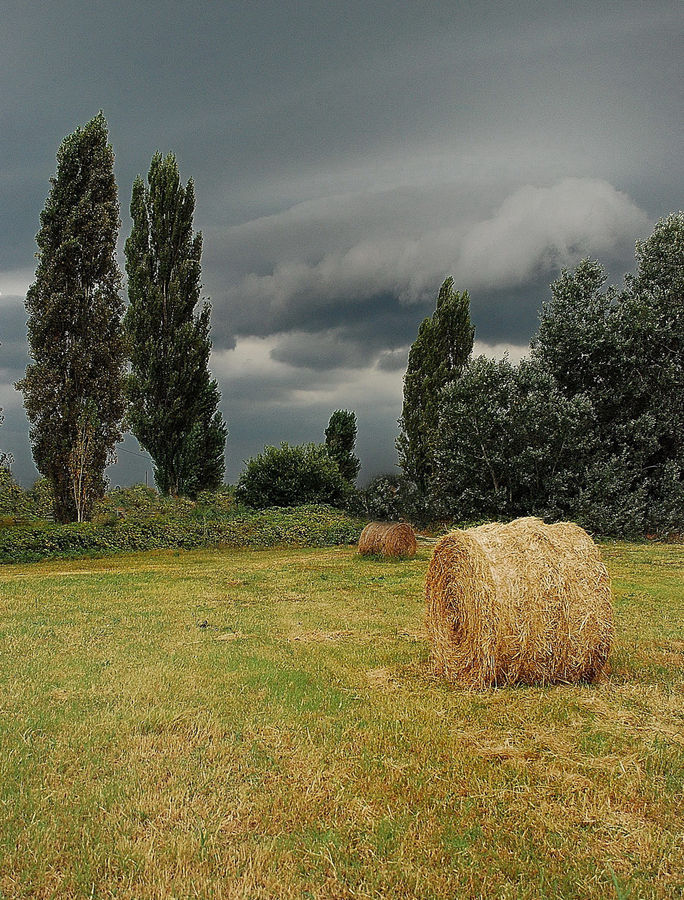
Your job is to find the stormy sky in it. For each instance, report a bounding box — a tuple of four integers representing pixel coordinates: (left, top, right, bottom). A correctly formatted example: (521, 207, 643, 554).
(1, 1, 681, 486)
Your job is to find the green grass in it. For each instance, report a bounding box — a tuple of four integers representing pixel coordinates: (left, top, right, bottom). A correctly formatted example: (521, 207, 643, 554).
(0, 541, 682, 899)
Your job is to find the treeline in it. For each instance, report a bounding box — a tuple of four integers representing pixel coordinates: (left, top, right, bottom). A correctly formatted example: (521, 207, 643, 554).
(390, 212, 683, 536)
(1, 112, 682, 536)
(3, 113, 227, 522)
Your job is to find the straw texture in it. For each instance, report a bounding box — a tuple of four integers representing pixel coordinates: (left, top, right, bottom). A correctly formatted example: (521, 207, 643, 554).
(425, 517, 614, 688)
(358, 522, 417, 558)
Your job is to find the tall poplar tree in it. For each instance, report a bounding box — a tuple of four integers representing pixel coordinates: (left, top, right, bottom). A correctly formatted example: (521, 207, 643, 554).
(17, 113, 126, 522)
(124, 152, 227, 497)
(397, 277, 474, 495)
(325, 409, 360, 483)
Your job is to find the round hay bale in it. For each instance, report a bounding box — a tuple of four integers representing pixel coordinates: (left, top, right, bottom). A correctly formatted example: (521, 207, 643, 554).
(425, 516, 614, 688)
(358, 522, 417, 558)
(358, 522, 387, 555)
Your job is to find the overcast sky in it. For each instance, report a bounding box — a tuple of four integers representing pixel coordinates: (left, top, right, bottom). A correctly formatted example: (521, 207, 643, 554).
(1, 0, 682, 487)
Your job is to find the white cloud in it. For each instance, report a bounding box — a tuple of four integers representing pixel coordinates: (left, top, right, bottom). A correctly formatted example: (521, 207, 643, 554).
(456, 179, 650, 290)
(216, 178, 650, 339)
(0, 270, 32, 304)
(472, 340, 529, 364)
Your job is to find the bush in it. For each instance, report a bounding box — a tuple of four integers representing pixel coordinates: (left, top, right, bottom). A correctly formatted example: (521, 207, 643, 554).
(0, 468, 24, 517)
(0, 504, 366, 564)
(361, 473, 414, 521)
(0, 472, 54, 521)
(195, 485, 237, 519)
(92, 484, 194, 523)
(236, 443, 354, 510)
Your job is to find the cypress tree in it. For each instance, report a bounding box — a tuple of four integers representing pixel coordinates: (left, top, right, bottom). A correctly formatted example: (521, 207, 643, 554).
(325, 409, 361, 483)
(17, 113, 126, 522)
(124, 152, 227, 497)
(397, 277, 474, 495)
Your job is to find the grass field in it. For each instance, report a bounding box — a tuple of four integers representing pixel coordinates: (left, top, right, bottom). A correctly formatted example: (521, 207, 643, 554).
(0, 541, 682, 899)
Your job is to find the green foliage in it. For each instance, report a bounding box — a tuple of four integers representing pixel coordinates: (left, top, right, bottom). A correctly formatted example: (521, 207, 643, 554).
(434, 356, 595, 522)
(124, 152, 227, 498)
(324, 410, 361, 483)
(0, 467, 24, 520)
(362, 473, 404, 520)
(423, 212, 682, 535)
(0, 474, 54, 522)
(27, 477, 55, 518)
(16, 112, 126, 522)
(91, 483, 240, 524)
(397, 277, 473, 494)
(236, 442, 354, 510)
(0, 505, 364, 564)
(361, 472, 420, 522)
(91, 483, 192, 523)
(532, 212, 684, 533)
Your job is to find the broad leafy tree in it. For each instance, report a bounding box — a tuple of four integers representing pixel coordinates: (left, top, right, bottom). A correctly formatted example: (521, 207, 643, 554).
(236, 442, 352, 509)
(397, 277, 473, 495)
(324, 409, 360, 483)
(433, 356, 594, 522)
(125, 152, 227, 497)
(17, 113, 126, 522)
(532, 213, 684, 532)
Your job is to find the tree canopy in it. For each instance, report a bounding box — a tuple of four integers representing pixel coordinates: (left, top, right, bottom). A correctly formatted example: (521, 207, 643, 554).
(325, 410, 361, 484)
(397, 277, 474, 495)
(124, 151, 227, 497)
(17, 112, 126, 522)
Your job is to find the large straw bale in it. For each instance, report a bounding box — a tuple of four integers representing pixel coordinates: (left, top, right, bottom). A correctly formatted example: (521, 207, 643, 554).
(358, 522, 417, 558)
(425, 516, 614, 688)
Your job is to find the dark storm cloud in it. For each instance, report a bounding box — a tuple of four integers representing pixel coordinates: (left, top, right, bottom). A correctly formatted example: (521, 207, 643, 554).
(0, 298, 29, 377)
(208, 177, 650, 356)
(267, 297, 433, 371)
(1, 0, 682, 483)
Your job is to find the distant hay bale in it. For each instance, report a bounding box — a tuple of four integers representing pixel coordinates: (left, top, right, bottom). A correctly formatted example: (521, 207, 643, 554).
(358, 522, 417, 558)
(382, 523, 417, 558)
(425, 517, 614, 688)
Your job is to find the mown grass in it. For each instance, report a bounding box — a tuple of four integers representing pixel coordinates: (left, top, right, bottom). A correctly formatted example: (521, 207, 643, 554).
(0, 541, 682, 899)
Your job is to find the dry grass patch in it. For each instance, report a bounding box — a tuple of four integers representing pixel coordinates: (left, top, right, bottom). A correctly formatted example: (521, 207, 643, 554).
(0, 542, 681, 898)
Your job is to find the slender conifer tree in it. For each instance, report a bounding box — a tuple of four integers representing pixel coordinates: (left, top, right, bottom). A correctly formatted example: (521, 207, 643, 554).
(325, 410, 361, 483)
(17, 113, 126, 522)
(397, 277, 474, 495)
(124, 152, 226, 496)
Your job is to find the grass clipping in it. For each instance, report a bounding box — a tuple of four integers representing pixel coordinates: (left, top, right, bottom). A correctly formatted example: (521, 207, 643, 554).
(425, 517, 614, 688)
(358, 522, 417, 558)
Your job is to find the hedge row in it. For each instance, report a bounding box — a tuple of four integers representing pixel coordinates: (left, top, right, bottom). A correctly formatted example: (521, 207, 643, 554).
(0, 505, 366, 564)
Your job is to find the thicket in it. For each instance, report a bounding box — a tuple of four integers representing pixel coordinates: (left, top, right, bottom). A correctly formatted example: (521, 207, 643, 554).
(0, 502, 364, 564)
(0, 471, 54, 523)
(236, 442, 354, 510)
(398, 213, 684, 535)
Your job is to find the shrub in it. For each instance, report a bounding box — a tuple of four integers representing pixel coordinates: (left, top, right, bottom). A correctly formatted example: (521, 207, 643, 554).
(192, 485, 247, 521)
(0, 504, 365, 564)
(26, 478, 54, 518)
(0, 472, 54, 522)
(0, 468, 25, 517)
(236, 443, 354, 510)
(92, 484, 193, 522)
